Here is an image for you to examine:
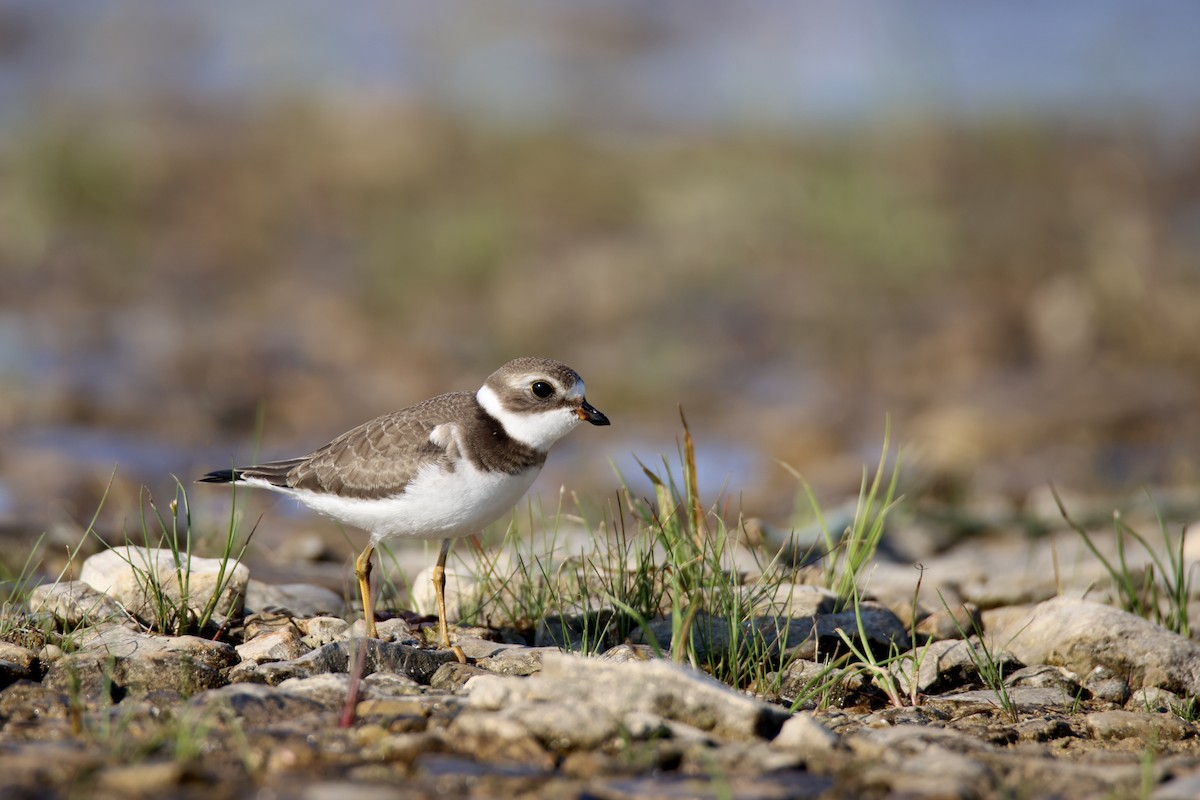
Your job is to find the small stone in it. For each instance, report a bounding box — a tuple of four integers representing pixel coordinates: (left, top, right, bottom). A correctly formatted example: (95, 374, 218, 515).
(189, 682, 329, 727)
(300, 616, 351, 647)
(75, 626, 239, 673)
(476, 646, 555, 676)
(914, 602, 981, 641)
(38, 644, 64, 665)
(771, 712, 838, 754)
(95, 761, 184, 794)
(894, 638, 1015, 696)
(0, 680, 71, 722)
(467, 652, 790, 742)
(599, 644, 655, 662)
(429, 661, 490, 691)
(0, 642, 38, 678)
(236, 628, 311, 664)
(1085, 709, 1193, 742)
(1006, 664, 1083, 693)
(360, 672, 423, 696)
(345, 617, 420, 644)
(251, 639, 456, 685)
(1086, 675, 1132, 705)
(1153, 770, 1200, 800)
(276, 673, 355, 709)
(29, 581, 126, 627)
(1130, 686, 1182, 713)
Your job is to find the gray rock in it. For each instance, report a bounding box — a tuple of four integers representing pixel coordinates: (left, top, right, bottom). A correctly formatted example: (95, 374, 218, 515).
(1084, 709, 1193, 741)
(74, 625, 239, 673)
(29, 580, 126, 627)
(45, 628, 236, 701)
(770, 712, 839, 754)
(41, 627, 234, 702)
(189, 682, 329, 726)
(984, 597, 1200, 695)
(244, 580, 345, 617)
(360, 671, 424, 696)
(248, 639, 456, 685)
(466, 651, 789, 745)
(236, 628, 311, 664)
(775, 658, 865, 708)
(94, 761, 184, 795)
(893, 638, 1017, 696)
(0, 680, 71, 722)
(476, 645, 555, 676)
(345, 617, 421, 644)
(1005, 664, 1083, 694)
(785, 602, 912, 661)
(274, 673, 357, 708)
(299, 616, 351, 647)
(79, 546, 249, 626)
(429, 661, 490, 691)
(1153, 770, 1200, 800)
(0, 643, 39, 687)
(935, 686, 1077, 709)
(1130, 686, 1183, 713)
(599, 643, 656, 662)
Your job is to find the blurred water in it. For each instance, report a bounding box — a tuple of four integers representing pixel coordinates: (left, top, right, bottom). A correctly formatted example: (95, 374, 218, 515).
(1, 1, 1197, 133)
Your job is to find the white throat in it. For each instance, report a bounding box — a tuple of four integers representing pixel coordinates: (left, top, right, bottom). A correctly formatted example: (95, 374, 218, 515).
(476, 384, 581, 451)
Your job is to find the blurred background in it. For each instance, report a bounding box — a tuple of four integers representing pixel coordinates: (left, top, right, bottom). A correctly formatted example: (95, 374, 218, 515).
(2, 1, 1199, 581)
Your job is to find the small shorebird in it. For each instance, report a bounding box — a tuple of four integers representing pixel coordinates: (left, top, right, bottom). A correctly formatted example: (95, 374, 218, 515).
(200, 356, 609, 657)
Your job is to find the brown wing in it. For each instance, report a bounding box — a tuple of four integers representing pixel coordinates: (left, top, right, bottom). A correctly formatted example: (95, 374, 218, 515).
(241, 391, 476, 500)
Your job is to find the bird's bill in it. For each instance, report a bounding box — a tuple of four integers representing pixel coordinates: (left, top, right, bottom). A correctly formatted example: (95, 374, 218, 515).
(576, 399, 610, 426)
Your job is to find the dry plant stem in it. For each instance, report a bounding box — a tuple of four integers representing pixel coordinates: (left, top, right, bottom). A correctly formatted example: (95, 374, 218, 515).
(434, 537, 467, 664)
(679, 407, 706, 549)
(355, 544, 377, 639)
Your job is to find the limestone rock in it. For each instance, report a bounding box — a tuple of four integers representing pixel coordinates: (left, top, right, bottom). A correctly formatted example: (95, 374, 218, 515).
(79, 546, 249, 626)
(29, 580, 126, 627)
(236, 627, 311, 664)
(466, 651, 789, 747)
(985, 597, 1200, 695)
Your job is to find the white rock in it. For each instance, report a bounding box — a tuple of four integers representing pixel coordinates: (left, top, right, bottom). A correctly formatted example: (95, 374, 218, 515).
(80, 546, 249, 625)
(410, 565, 478, 620)
(770, 712, 838, 753)
(984, 597, 1200, 696)
(29, 580, 126, 626)
(236, 628, 310, 664)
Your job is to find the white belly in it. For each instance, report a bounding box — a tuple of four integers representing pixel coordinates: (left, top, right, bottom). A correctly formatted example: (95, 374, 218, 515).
(255, 463, 541, 543)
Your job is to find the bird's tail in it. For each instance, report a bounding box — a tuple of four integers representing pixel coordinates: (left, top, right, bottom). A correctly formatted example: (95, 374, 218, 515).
(197, 459, 304, 488)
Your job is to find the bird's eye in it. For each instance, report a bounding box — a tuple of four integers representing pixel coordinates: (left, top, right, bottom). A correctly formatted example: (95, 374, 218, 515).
(531, 380, 554, 399)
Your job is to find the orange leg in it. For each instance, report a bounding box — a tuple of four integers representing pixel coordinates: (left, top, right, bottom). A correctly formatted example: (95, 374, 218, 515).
(355, 544, 378, 639)
(432, 538, 466, 663)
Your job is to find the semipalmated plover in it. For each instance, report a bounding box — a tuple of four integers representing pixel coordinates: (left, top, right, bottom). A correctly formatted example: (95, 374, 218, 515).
(200, 357, 609, 656)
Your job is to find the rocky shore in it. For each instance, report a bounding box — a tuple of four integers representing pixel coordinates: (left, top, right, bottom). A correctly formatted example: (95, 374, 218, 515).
(3, 527, 1200, 800)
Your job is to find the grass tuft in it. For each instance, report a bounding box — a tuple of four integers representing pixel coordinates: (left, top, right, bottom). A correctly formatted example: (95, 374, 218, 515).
(1053, 485, 1194, 637)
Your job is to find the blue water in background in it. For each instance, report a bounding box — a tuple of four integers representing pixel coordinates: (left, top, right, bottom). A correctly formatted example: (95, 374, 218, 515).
(1, 1, 1197, 135)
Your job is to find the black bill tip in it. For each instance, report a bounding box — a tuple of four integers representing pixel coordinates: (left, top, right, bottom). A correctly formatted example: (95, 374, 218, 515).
(577, 399, 610, 426)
